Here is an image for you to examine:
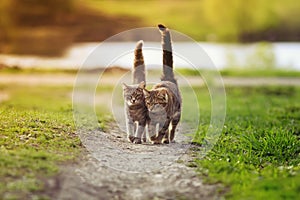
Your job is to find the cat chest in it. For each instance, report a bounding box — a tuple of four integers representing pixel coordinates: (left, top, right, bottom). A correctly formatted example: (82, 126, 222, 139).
(127, 107, 148, 121)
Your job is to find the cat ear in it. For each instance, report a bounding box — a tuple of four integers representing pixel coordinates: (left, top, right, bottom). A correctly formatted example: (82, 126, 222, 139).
(143, 89, 150, 97)
(122, 83, 129, 89)
(138, 81, 146, 89)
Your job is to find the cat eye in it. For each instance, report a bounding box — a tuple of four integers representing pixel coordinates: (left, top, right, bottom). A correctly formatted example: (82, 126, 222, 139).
(146, 100, 151, 105)
(159, 95, 166, 101)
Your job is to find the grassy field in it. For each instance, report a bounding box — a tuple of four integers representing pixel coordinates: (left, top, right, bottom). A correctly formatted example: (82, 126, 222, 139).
(177, 68, 300, 77)
(0, 71, 299, 199)
(2, 66, 300, 78)
(0, 77, 112, 199)
(0, 84, 82, 199)
(193, 86, 300, 199)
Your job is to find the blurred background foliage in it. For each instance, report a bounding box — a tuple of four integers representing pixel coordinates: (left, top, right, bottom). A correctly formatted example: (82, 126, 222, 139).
(84, 0, 300, 42)
(0, 0, 299, 56)
(0, 0, 139, 56)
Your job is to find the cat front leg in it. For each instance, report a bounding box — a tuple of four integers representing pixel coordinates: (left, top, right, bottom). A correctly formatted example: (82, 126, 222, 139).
(161, 120, 172, 144)
(148, 123, 160, 144)
(150, 121, 169, 144)
(126, 120, 135, 143)
(133, 123, 145, 144)
(142, 129, 147, 142)
(155, 120, 170, 144)
(157, 120, 170, 144)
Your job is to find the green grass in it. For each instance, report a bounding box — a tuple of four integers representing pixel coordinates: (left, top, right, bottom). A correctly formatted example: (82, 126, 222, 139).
(220, 69, 300, 77)
(0, 66, 78, 75)
(177, 68, 300, 77)
(0, 84, 82, 199)
(0, 81, 112, 199)
(2, 66, 300, 78)
(192, 86, 300, 199)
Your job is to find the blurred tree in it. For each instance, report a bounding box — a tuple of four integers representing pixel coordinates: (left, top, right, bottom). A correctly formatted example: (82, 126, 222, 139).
(0, 0, 75, 56)
(1, 0, 300, 56)
(201, 0, 283, 41)
(8, 0, 75, 26)
(0, 0, 141, 56)
(0, 0, 13, 43)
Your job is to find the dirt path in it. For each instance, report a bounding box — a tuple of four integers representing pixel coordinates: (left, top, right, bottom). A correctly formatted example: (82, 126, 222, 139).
(46, 124, 221, 200)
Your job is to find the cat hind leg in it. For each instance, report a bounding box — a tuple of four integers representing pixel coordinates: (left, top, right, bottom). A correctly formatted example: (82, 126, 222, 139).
(170, 112, 181, 142)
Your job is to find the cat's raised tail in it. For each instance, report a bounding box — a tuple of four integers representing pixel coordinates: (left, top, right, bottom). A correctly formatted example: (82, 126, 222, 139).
(133, 40, 146, 84)
(158, 24, 177, 85)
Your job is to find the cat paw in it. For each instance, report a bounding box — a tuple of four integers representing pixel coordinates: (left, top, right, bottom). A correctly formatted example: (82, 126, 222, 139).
(133, 137, 142, 144)
(150, 135, 156, 141)
(151, 140, 162, 144)
(142, 137, 147, 143)
(127, 135, 135, 143)
(150, 136, 161, 144)
(162, 139, 170, 144)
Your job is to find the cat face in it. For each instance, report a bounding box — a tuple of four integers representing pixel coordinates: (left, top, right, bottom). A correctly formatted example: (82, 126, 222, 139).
(143, 88, 169, 112)
(122, 81, 145, 106)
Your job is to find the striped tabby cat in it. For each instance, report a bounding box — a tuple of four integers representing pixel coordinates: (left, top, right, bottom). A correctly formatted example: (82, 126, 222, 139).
(143, 24, 182, 144)
(122, 41, 148, 144)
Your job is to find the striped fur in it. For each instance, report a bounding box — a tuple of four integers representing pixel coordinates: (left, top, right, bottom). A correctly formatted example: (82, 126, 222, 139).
(158, 24, 177, 85)
(122, 41, 148, 144)
(133, 40, 146, 84)
(143, 24, 182, 144)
